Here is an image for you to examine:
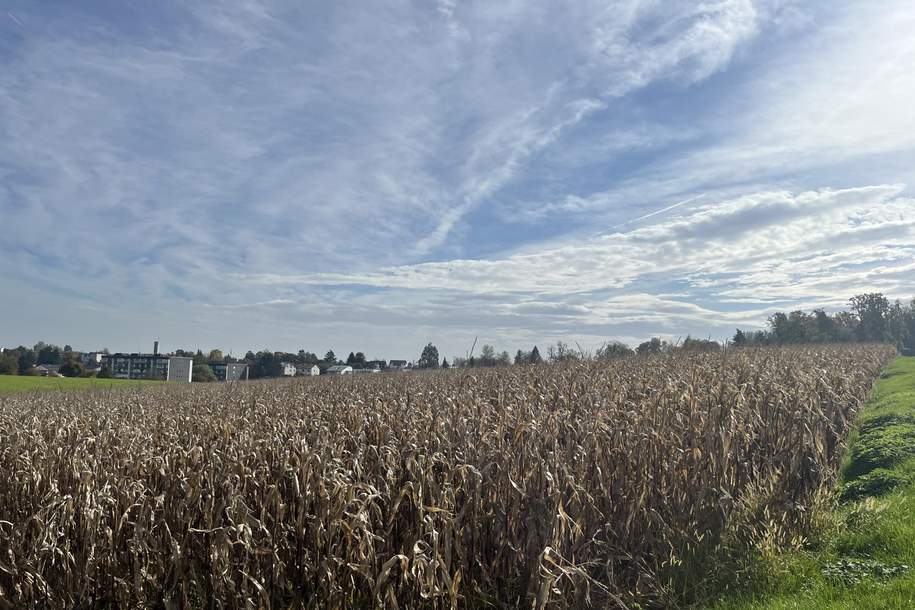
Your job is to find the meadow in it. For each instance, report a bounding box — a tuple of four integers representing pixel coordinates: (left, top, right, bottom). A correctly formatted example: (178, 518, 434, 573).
(0, 345, 896, 609)
(0, 374, 163, 394)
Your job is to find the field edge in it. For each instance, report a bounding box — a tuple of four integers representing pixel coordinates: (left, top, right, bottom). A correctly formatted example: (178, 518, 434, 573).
(697, 356, 915, 610)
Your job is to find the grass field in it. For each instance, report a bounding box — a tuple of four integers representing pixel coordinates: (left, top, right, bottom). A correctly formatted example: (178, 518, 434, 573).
(0, 374, 164, 394)
(703, 356, 915, 609)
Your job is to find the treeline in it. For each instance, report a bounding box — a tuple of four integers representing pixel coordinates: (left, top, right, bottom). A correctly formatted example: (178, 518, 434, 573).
(733, 293, 915, 354)
(4, 293, 912, 380)
(0, 343, 101, 377)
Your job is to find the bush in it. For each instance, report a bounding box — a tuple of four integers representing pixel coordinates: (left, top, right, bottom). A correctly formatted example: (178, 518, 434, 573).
(0, 353, 19, 375)
(192, 363, 217, 382)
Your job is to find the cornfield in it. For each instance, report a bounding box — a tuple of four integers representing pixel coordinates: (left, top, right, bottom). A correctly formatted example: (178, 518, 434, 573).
(0, 345, 894, 609)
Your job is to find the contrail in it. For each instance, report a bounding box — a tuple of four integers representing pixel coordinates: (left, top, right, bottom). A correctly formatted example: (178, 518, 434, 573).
(8, 12, 23, 27)
(616, 192, 707, 228)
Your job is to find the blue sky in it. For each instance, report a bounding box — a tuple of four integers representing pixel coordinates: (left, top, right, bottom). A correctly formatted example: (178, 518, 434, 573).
(2, 0, 914, 361)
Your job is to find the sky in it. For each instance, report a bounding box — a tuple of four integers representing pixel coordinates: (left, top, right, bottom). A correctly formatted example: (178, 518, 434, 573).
(2, 0, 914, 361)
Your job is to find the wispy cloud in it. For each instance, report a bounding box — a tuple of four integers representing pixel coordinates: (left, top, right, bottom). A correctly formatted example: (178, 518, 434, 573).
(239, 184, 914, 297)
(1, 0, 914, 358)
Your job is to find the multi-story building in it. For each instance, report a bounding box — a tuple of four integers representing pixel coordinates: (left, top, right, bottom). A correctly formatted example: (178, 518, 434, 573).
(80, 352, 105, 369)
(102, 353, 192, 382)
(211, 362, 250, 382)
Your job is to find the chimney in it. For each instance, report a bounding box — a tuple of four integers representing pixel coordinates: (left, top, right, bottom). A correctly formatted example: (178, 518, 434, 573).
(153, 340, 159, 356)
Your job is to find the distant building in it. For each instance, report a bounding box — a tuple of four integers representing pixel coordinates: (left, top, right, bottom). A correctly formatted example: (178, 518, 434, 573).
(327, 365, 353, 375)
(80, 352, 104, 369)
(281, 362, 297, 377)
(296, 364, 320, 377)
(168, 357, 193, 382)
(388, 360, 410, 371)
(365, 360, 387, 370)
(353, 367, 380, 374)
(33, 364, 62, 377)
(102, 353, 192, 382)
(211, 362, 250, 382)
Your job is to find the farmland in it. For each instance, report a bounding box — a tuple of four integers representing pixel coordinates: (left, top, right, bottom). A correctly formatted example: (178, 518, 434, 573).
(0, 345, 896, 608)
(0, 374, 164, 394)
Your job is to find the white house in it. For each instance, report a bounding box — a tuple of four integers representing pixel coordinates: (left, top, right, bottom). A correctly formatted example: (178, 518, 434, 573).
(281, 362, 297, 377)
(327, 365, 353, 375)
(297, 364, 320, 376)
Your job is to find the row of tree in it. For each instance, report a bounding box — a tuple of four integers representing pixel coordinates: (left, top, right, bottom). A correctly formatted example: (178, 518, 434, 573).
(734, 293, 915, 353)
(4, 293, 912, 379)
(0, 343, 106, 377)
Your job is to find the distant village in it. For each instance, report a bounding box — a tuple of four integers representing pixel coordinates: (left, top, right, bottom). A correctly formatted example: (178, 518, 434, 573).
(0, 340, 422, 383)
(4, 292, 912, 384)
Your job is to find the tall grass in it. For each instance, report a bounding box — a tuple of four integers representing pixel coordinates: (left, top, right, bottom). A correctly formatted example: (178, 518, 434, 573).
(0, 345, 893, 608)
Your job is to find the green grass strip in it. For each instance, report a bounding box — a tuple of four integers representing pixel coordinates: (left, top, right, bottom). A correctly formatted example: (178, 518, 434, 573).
(700, 356, 915, 610)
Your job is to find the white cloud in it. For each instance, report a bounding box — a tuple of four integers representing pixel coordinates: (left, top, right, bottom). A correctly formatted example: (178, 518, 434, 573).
(242, 185, 913, 298)
(3, 1, 915, 358)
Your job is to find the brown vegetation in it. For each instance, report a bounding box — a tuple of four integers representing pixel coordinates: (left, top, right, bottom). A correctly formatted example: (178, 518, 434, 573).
(0, 345, 894, 609)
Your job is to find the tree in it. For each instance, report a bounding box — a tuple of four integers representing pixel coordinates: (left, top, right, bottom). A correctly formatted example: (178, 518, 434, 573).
(547, 341, 577, 363)
(36, 344, 61, 365)
(529, 346, 543, 364)
(680, 336, 720, 352)
(850, 293, 890, 342)
(812, 309, 836, 342)
(441, 357, 450, 369)
(346, 352, 356, 365)
(887, 300, 911, 350)
(96, 366, 112, 379)
(0, 353, 19, 375)
(768, 312, 790, 343)
(596, 341, 634, 360)
(732, 329, 747, 346)
(59, 355, 85, 378)
(514, 350, 528, 365)
(498, 351, 511, 366)
(63, 344, 73, 353)
(479, 345, 496, 367)
(353, 352, 366, 365)
(17, 348, 36, 373)
(905, 298, 915, 355)
(324, 350, 337, 364)
(418, 343, 440, 369)
(208, 349, 224, 363)
(192, 363, 217, 382)
(245, 350, 282, 378)
(636, 337, 665, 356)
